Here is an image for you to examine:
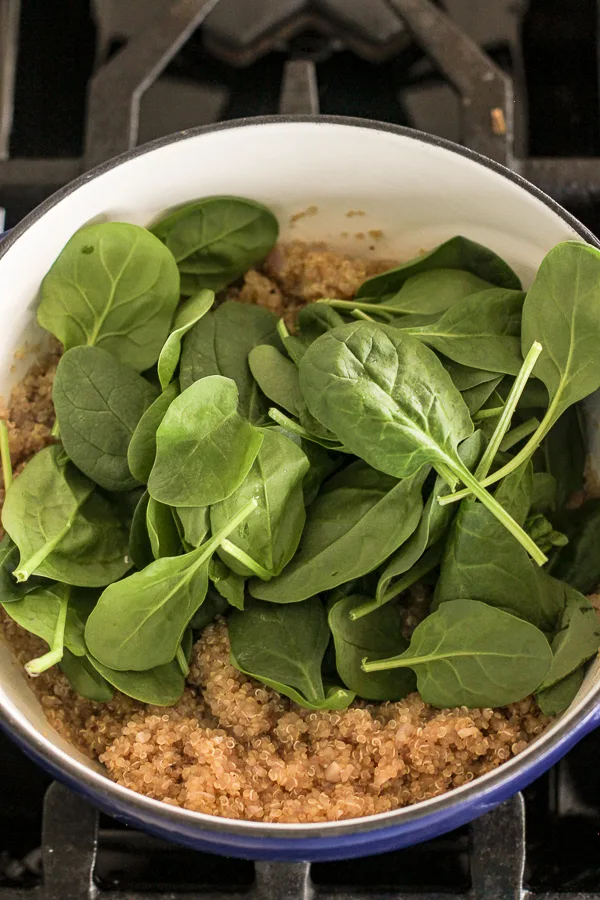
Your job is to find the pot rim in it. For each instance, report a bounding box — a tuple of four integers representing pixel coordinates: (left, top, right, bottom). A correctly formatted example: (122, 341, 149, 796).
(1, 114, 599, 840)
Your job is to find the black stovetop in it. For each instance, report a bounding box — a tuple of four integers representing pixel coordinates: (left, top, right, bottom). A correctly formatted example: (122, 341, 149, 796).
(1, 1, 600, 897)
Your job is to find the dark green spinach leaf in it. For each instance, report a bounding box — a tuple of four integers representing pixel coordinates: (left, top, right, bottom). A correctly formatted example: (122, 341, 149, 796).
(152, 196, 278, 293)
(248, 344, 303, 416)
(398, 288, 525, 375)
(537, 586, 600, 690)
(356, 236, 521, 299)
(53, 346, 158, 491)
(251, 461, 426, 603)
(59, 650, 114, 702)
(229, 596, 354, 709)
(362, 598, 552, 708)
(180, 301, 281, 423)
(329, 594, 416, 700)
(298, 322, 543, 562)
(209, 558, 245, 610)
(129, 490, 153, 570)
(88, 652, 186, 706)
(381, 268, 495, 315)
(551, 500, 600, 594)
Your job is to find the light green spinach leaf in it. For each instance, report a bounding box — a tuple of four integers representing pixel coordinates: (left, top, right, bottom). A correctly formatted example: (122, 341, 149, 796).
(38, 222, 180, 371)
(85, 497, 256, 670)
(2, 445, 131, 586)
(147, 497, 181, 559)
(127, 381, 179, 484)
(211, 428, 309, 579)
(148, 376, 263, 507)
(157, 289, 214, 390)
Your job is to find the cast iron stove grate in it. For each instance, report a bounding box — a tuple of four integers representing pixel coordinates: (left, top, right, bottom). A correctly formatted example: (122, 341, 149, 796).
(0, 1, 600, 898)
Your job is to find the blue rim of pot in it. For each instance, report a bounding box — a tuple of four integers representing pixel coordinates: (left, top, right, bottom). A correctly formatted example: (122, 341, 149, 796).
(0, 116, 599, 854)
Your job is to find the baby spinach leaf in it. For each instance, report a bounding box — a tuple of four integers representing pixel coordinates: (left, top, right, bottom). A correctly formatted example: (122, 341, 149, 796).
(538, 586, 600, 691)
(151, 196, 278, 293)
(127, 382, 179, 484)
(398, 288, 525, 375)
(2, 445, 131, 586)
(38, 222, 180, 372)
(434, 464, 552, 627)
(88, 653, 186, 706)
(299, 323, 473, 482)
(157, 289, 214, 390)
(460, 242, 600, 500)
(329, 595, 416, 700)
(2, 583, 88, 657)
(370, 431, 484, 615)
(461, 376, 503, 415)
(551, 500, 600, 594)
(85, 497, 256, 671)
(229, 596, 354, 709)
(523, 242, 600, 423)
(442, 360, 500, 392)
(180, 301, 281, 423)
(356, 236, 521, 300)
(147, 497, 181, 560)
(209, 558, 245, 610)
(382, 269, 495, 315)
(148, 375, 264, 507)
(59, 650, 114, 702)
(362, 598, 552, 708)
(251, 461, 427, 604)
(300, 441, 342, 506)
(525, 513, 568, 554)
(248, 345, 303, 416)
(298, 322, 543, 562)
(211, 428, 309, 578)
(543, 406, 586, 510)
(297, 303, 346, 341)
(536, 667, 584, 717)
(176, 505, 210, 549)
(0, 535, 50, 603)
(53, 346, 158, 492)
(129, 491, 153, 570)
(530, 472, 557, 514)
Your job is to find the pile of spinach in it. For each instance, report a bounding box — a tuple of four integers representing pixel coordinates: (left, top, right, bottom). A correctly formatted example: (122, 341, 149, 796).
(3, 204, 599, 719)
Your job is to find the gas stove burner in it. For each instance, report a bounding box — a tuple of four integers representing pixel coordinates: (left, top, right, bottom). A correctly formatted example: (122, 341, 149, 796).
(201, 0, 411, 67)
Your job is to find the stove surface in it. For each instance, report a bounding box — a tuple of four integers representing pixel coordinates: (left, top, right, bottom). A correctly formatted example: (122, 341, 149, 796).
(0, 1, 600, 897)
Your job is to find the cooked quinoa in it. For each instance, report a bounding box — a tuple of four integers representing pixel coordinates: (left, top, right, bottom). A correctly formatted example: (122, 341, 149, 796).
(0, 242, 559, 823)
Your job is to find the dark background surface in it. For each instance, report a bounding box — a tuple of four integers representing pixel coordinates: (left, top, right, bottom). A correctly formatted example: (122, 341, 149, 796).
(1, 0, 600, 895)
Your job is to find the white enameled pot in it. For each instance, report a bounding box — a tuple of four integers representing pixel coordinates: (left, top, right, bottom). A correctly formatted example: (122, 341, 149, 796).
(0, 117, 599, 862)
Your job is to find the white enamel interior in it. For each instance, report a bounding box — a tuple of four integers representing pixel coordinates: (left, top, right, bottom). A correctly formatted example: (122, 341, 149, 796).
(0, 120, 598, 829)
